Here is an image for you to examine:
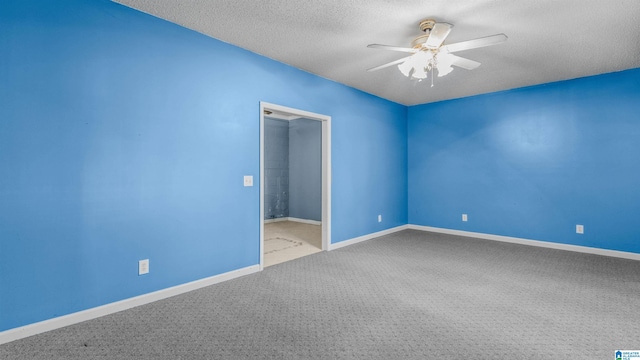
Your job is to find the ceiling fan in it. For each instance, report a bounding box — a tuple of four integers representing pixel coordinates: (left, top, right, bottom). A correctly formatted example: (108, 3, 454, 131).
(367, 19, 507, 86)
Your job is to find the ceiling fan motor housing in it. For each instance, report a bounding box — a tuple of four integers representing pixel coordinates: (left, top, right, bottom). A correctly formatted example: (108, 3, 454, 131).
(412, 19, 436, 48)
(419, 19, 436, 32)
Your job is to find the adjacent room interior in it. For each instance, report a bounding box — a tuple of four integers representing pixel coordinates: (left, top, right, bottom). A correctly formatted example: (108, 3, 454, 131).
(262, 107, 324, 267)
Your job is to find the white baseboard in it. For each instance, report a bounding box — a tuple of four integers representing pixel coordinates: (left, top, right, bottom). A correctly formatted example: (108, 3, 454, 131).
(264, 217, 321, 226)
(329, 225, 408, 251)
(288, 217, 322, 225)
(0, 265, 260, 345)
(408, 224, 640, 261)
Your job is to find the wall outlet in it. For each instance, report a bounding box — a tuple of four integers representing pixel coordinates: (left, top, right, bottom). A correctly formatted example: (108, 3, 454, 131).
(462, 214, 468, 222)
(138, 259, 149, 275)
(576, 224, 584, 234)
(243, 175, 253, 187)
(378, 214, 382, 223)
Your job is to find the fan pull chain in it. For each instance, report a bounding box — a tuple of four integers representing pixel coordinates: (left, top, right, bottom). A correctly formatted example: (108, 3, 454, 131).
(431, 67, 434, 87)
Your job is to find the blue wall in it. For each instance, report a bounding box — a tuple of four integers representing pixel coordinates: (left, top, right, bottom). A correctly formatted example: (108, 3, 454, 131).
(264, 118, 290, 219)
(333, 101, 409, 241)
(289, 118, 322, 221)
(408, 68, 640, 253)
(0, 0, 408, 332)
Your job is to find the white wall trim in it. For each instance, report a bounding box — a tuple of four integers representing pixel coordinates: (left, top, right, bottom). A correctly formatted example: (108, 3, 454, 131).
(263, 217, 288, 224)
(0, 265, 260, 345)
(289, 217, 322, 226)
(329, 225, 408, 251)
(264, 217, 321, 225)
(408, 224, 640, 261)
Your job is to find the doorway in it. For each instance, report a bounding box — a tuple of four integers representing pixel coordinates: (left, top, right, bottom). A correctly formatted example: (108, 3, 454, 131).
(259, 102, 331, 270)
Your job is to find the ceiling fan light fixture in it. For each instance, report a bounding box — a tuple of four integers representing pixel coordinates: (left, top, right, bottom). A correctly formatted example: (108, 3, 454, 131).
(412, 65, 428, 79)
(397, 50, 439, 80)
(436, 52, 455, 77)
(436, 64, 454, 77)
(415, 50, 432, 63)
(397, 57, 415, 77)
(412, 51, 431, 79)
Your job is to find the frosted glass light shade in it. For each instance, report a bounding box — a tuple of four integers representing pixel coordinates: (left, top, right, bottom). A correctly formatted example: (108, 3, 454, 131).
(412, 65, 427, 79)
(397, 55, 415, 77)
(436, 52, 455, 77)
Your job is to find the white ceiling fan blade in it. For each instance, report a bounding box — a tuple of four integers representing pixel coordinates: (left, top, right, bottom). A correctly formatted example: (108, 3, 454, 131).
(425, 22, 453, 49)
(449, 54, 481, 70)
(367, 55, 414, 72)
(442, 33, 507, 53)
(367, 44, 418, 53)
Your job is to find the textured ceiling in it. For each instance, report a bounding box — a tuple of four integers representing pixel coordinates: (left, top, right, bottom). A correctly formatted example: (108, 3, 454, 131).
(114, 0, 640, 106)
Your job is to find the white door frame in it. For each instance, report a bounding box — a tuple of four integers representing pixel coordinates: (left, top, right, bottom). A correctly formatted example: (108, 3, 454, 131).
(259, 102, 331, 270)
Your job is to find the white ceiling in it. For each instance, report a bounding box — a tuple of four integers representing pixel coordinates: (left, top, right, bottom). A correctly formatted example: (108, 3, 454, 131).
(114, 0, 640, 106)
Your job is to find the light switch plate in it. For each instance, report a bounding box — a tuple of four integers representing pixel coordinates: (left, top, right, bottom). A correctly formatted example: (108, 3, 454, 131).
(139, 259, 149, 275)
(462, 214, 468, 222)
(244, 175, 253, 187)
(576, 224, 584, 234)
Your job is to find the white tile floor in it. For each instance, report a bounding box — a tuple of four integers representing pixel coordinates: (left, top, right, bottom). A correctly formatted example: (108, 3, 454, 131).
(264, 221, 322, 267)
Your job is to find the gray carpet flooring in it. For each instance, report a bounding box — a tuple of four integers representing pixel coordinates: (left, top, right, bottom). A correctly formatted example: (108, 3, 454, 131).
(2, 229, 639, 359)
